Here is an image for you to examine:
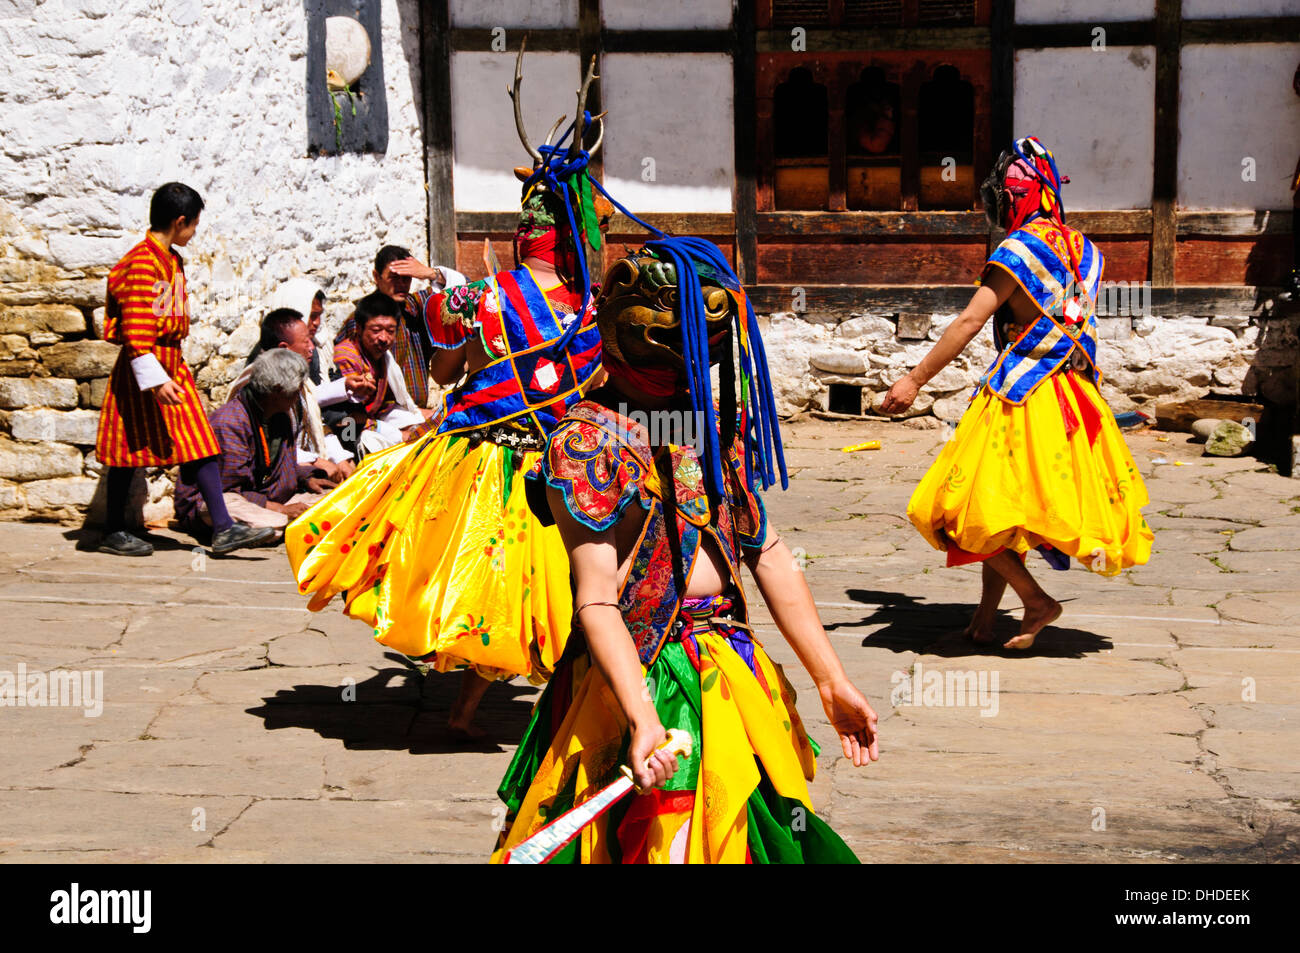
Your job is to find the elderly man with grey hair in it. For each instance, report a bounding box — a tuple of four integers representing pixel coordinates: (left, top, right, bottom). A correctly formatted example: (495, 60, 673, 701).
(174, 349, 332, 539)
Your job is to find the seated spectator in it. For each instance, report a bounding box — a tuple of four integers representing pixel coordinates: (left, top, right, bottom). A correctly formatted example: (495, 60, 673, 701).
(331, 291, 432, 457)
(269, 277, 334, 386)
(236, 308, 356, 479)
(335, 245, 466, 408)
(174, 350, 333, 537)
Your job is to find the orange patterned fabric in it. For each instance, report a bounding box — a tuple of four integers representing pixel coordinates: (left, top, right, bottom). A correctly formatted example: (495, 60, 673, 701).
(95, 236, 220, 467)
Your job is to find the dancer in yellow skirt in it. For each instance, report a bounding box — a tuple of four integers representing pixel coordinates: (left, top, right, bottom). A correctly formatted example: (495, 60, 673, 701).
(882, 136, 1153, 650)
(286, 48, 611, 733)
(492, 239, 878, 863)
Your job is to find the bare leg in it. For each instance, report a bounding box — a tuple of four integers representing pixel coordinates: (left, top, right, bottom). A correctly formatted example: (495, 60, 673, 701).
(964, 561, 1007, 644)
(985, 551, 1061, 650)
(448, 669, 492, 738)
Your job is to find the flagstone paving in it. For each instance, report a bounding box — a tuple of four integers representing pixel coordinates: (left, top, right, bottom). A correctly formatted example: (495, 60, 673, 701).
(1, 420, 1297, 863)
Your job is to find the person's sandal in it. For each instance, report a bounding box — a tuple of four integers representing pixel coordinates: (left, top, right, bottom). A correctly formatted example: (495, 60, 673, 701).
(97, 530, 154, 557)
(210, 521, 276, 555)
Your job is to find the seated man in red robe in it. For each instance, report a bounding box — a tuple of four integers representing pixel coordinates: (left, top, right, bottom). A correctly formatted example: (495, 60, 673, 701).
(330, 292, 433, 457)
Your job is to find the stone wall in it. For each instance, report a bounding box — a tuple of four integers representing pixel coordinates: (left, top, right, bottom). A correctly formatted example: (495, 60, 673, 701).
(762, 309, 1281, 423)
(0, 0, 429, 522)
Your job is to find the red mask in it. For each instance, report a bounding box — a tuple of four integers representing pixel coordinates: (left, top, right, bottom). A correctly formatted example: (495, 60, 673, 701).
(517, 226, 578, 277)
(1003, 160, 1043, 233)
(603, 354, 681, 400)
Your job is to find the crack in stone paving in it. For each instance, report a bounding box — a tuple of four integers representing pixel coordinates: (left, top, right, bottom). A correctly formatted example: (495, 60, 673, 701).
(1161, 630, 1267, 853)
(201, 797, 258, 849)
(138, 671, 205, 741)
(55, 744, 94, 769)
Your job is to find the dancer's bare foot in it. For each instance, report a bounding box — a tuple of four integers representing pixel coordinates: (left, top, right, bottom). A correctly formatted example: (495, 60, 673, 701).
(447, 717, 487, 740)
(447, 669, 492, 740)
(1003, 598, 1062, 650)
(964, 615, 997, 644)
(965, 561, 1008, 645)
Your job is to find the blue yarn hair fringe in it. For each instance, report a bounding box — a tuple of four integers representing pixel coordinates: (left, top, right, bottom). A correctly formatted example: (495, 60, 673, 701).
(523, 114, 789, 500)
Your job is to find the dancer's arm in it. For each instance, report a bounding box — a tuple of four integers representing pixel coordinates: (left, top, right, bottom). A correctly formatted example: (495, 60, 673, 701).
(878, 267, 1015, 414)
(547, 486, 679, 789)
(744, 536, 879, 766)
(429, 343, 467, 385)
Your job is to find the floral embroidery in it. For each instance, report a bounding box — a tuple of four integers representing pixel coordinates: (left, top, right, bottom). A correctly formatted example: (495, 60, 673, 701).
(456, 614, 490, 646)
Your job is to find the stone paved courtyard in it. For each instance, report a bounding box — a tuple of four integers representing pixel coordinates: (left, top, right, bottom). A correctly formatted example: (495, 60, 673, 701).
(1, 418, 1298, 863)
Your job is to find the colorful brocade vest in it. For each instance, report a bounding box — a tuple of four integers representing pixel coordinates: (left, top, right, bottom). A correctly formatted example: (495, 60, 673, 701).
(543, 401, 768, 667)
(977, 218, 1104, 405)
(437, 268, 603, 438)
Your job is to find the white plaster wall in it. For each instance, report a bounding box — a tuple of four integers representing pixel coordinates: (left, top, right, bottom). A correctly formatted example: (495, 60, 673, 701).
(602, 0, 732, 30)
(449, 0, 577, 29)
(1016, 0, 1156, 24)
(1183, 0, 1300, 16)
(451, 51, 582, 211)
(0, 0, 429, 336)
(1179, 43, 1300, 210)
(601, 54, 734, 212)
(1014, 47, 1155, 209)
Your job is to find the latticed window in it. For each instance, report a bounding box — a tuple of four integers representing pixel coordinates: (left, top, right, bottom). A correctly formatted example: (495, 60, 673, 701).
(846, 67, 901, 210)
(769, 61, 977, 211)
(774, 68, 830, 210)
(772, 0, 832, 27)
(845, 1, 904, 28)
(768, 0, 977, 28)
(918, 0, 976, 26)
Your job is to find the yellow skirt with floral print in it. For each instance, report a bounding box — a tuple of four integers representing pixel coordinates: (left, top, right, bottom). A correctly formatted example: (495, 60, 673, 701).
(908, 369, 1153, 575)
(285, 431, 572, 681)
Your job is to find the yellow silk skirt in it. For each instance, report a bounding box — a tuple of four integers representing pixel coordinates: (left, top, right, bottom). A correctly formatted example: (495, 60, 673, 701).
(285, 432, 572, 681)
(908, 370, 1153, 575)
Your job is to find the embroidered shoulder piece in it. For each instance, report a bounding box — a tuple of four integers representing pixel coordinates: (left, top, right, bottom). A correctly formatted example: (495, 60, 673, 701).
(976, 219, 1104, 405)
(543, 403, 651, 532)
(983, 219, 1102, 319)
(424, 279, 489, 350)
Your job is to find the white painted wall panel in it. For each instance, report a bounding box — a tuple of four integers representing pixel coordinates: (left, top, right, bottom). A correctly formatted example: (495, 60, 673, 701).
(451, 51, 582, 211)
(602, 0, 732, 30)
(0, 0, 430, 318)
(1016, 0, 1156, 25)
(600, 53, 734, 212)
(1183, 0, 1300, 17)
(1178, 43, 1300, 210)
(449, 0, 577, 29)
(1014, 47, 1156, 209)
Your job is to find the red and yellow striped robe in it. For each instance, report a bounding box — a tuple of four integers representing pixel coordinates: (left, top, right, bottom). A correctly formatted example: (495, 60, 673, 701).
(95, 235, 221, 467)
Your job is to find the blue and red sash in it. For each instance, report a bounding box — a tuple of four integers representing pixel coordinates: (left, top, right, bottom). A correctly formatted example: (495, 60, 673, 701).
(437, 269, 602, 436)
(978, 220, 1104, 405)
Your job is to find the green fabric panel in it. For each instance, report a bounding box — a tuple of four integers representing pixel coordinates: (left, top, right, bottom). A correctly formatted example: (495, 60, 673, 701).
(496, 676, 556, 814)
(500, 446, 517, 507)
(577, 173, 601, 250)
(745, 771, 860, 865)
(648, 642, 703, 792)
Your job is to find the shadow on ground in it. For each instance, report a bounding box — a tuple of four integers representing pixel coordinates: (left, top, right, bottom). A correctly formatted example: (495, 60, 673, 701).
(245, 654, 541, 754)
(829, 588, 1112, 659)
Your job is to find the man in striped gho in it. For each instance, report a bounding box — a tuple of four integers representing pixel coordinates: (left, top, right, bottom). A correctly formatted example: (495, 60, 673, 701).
(333, 244, 467, 410)
(94, 182, 275, 557)
(330, 291, 431, 457)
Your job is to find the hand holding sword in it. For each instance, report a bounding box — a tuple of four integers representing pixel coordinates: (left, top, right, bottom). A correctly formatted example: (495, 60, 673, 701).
(502, 729, 693, 864)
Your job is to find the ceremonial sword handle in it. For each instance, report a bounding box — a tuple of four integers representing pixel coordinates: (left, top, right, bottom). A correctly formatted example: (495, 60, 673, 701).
(620, 728, 694, 792)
